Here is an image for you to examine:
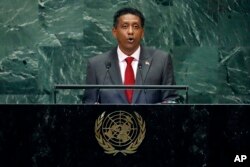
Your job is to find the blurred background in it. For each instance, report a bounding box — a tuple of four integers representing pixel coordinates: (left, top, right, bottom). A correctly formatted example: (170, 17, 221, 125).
(0, 0, 249, 104)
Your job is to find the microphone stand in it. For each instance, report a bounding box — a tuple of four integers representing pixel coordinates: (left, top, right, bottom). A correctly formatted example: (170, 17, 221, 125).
(95, 61, 111, 104)
(138, 62, 148, 104)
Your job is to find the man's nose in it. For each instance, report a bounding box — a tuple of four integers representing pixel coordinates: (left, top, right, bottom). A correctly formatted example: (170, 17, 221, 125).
(127, 26, 134, 34)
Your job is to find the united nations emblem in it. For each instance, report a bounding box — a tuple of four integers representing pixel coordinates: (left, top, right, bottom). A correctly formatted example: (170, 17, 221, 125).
(95, 111, 146, 156)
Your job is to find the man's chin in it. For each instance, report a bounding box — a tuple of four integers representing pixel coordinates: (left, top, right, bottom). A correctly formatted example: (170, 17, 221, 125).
(125, 45, 139, 51)
(124, 47, 138, 54)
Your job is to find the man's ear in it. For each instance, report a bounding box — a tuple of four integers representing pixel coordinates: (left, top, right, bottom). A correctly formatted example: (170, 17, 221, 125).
(112, 27, 117, 38)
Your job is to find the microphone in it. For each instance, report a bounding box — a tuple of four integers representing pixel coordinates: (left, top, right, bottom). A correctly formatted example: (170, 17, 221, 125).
(95, 61, 111, 104)
(138, 61, 148, 104)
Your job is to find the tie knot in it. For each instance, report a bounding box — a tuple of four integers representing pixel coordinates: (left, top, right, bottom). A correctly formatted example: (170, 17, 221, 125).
(125, 57, 134, 65)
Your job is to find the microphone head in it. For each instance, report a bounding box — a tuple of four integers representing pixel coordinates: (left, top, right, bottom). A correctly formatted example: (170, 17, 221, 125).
(138, 61, 142, 69)
(105, 61, 111, 69)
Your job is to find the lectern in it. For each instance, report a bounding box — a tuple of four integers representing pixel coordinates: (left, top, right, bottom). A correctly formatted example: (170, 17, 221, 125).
(0, 104, 249, 167)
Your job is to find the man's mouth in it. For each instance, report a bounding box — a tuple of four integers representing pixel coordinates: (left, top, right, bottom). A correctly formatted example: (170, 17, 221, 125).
(128, 37, 134, 43)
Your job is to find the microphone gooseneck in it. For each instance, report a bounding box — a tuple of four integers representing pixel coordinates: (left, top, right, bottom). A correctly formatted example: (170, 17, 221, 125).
(95, 61, 111, 104)
(138, 62, 148, 104)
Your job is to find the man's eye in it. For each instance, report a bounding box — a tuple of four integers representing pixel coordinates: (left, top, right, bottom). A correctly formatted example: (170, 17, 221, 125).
(122, 25, 128, 28)
(133, 25, 140, 29)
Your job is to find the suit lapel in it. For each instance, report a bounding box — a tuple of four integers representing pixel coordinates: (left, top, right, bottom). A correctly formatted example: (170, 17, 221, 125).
(133, 47, 153, 103)
(107, 48, 127, 102)
(108, 50, 122, 85)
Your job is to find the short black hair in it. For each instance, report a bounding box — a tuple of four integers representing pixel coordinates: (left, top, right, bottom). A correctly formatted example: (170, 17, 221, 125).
(113, 7, 145, 28)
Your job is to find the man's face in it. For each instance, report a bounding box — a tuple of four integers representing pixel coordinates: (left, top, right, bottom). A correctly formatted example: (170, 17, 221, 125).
(112, 14, 144, 55)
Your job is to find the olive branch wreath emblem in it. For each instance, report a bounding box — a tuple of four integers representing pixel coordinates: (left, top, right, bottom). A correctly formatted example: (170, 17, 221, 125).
(95, 111, 146, 156)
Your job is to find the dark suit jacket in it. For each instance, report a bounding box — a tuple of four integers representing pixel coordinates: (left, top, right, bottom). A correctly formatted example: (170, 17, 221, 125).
(83, 46, 177, 104)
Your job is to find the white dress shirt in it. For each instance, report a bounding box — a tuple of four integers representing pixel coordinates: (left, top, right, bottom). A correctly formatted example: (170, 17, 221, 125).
(117, 46, 140, 83)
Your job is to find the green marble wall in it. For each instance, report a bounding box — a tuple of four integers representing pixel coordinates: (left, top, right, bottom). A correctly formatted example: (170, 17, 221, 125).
(0, 0, 249, 104)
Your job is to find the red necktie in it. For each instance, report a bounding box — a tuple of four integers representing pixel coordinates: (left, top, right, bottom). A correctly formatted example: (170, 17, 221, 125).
(124, 57, 135, 103)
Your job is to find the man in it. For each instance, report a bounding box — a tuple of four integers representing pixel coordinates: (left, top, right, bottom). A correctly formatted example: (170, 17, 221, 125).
(83, 7, 178, 104)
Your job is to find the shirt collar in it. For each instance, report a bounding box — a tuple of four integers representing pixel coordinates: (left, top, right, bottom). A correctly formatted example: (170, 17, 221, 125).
(117, 46, 140, 62)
